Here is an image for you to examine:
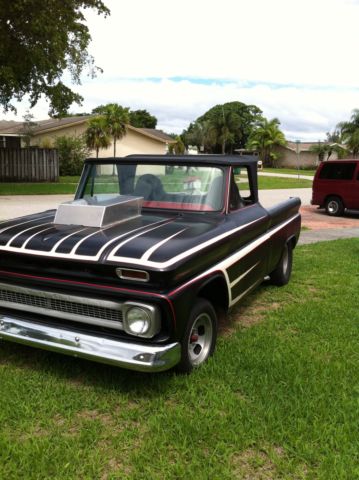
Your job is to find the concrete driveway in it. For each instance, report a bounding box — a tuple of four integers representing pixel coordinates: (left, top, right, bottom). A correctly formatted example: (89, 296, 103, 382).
(258, 188, 312, 208)
(0, 194, 72, 221)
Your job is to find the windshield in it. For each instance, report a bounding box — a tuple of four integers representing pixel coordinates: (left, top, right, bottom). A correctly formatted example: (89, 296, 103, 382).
(79, 163, 225, 212)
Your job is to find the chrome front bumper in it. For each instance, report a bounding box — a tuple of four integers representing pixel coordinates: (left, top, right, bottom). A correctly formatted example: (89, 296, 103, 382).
(0, 314, 181, 372)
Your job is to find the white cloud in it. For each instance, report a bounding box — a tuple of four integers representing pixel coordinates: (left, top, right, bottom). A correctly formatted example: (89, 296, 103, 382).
(2, 0, 359, 142)
(77, 78, 359, 140)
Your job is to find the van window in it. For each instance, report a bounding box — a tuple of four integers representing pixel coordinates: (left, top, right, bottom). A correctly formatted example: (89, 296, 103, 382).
(319, 162, 356, 180)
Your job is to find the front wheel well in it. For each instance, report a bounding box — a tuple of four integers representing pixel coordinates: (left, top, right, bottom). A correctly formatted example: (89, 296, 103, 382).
(197, 275, 229, 322)
(287, 235, 297, 250)
(324, 194, 344, 205)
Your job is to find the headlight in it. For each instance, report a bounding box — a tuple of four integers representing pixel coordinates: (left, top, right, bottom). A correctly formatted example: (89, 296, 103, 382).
(123, 302, 160, 338)
(126, 307, 151, 335)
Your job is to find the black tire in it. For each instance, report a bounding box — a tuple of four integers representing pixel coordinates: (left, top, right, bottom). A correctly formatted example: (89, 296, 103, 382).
(325, 196, 344, 216)
(176, 298, 218, 373)
(269, 242, 292, 286)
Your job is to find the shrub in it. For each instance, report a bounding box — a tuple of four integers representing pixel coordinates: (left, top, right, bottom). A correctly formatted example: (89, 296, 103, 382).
(54, 135, 90, 176)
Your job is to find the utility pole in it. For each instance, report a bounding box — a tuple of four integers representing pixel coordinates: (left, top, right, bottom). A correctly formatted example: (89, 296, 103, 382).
(295, 140, 301, 179)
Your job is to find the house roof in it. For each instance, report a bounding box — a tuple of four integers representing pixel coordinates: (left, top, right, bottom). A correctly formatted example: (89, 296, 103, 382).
(0, 115, 175, 143)
(127, 125, 175, 143)
(0, 120, 22, 133)
(285, 141, 330, 152)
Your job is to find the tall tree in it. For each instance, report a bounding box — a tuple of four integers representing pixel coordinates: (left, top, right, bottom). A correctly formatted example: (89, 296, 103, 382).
(208, 107, 239, 154)
(184, 101, 263, 154)
(93, 105, 158, 129)
(246, 118, 286, 166)
(184, 120, 214, 153)
(326, 129, 342, 144)
(85, 116, 111, 158)
(0, 0, 110, 116)
(101, 104, 129, 157)
(129, 109, 157, 128)
(337, 109, 359, 157)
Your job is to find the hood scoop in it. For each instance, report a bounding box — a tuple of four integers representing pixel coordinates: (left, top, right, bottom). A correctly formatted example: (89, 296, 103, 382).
(54, 195, 143, 228)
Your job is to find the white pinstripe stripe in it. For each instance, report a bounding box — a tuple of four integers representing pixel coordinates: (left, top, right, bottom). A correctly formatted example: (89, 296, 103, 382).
(108, 216, 266, 266)
(51, 227, 90, 253)
(141, 228, 187, 261)
(6, 222, 53, 247)
(168, 213, 300, 305)
(22, 226, 55, 249)
(106, 220, 177, 259)
(69, 218, 169, 258)
(0, 214, 54, 235)
(229, 261, 260, 289)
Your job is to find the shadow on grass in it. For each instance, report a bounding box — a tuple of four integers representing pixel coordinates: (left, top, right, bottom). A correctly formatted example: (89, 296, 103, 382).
(0, 340, 177, 398)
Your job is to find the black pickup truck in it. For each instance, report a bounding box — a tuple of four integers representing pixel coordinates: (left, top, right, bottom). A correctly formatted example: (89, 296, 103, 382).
(0, 155, 301, 372)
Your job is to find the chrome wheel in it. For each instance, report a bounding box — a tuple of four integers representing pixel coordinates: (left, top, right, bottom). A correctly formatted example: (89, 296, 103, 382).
(188, 313, 214, 366)
(177, 298, 218, 373)
(325, 196, 344, 216)
(327, 200, 339, 215)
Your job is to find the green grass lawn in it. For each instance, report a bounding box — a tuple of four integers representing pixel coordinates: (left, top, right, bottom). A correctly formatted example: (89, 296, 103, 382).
(257, 176, 312, 189)
(0, 176, 80, 195)
(0, 239, 358, 479)
(262, 168, 317, 177)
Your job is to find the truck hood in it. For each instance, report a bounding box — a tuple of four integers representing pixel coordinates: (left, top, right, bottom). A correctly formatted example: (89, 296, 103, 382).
(0, 209, 237, 269)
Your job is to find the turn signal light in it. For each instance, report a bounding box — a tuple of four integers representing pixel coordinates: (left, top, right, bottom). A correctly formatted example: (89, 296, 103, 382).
(116, 268, 149, 282)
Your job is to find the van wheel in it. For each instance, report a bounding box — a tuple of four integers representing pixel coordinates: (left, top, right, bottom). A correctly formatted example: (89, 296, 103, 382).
(325, 196, 344, 216)
(269, 242, 292, 286)
(176, 299, 217, 373)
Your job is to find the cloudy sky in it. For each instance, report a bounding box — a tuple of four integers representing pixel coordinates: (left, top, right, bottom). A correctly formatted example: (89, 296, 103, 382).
(3, 0, 359, 140)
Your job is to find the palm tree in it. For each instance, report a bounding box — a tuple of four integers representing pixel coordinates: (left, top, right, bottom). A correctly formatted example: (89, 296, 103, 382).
(85, 117, 111, 158)
(102, 103, 130, 157)
(309, 142, 330, 162)
(246, 118, 286, 166)
(184, 120, 214, 153)
(337, 109, 359, 157)
(208, 107, 239, 154)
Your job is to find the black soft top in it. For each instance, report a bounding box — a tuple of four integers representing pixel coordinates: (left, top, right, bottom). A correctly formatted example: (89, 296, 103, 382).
(84, 154, 258, 167)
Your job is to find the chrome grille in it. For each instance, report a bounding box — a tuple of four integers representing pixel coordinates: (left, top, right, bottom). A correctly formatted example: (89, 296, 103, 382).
(0, 282, 124, 330)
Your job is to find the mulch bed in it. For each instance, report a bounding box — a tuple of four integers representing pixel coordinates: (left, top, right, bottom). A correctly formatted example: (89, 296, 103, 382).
(300, 205, 359, 230)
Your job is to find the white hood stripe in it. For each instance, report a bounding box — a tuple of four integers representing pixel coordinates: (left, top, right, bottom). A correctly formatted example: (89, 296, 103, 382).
(141, 228, 188, 261)
(6, 222, 53, 247)
(0, 214, 54, 235)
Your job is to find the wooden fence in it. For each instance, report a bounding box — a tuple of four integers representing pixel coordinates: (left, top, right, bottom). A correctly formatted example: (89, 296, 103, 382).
(0, 148, 59, 182)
